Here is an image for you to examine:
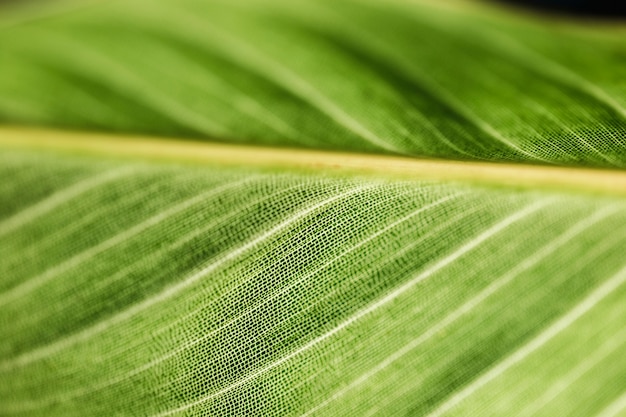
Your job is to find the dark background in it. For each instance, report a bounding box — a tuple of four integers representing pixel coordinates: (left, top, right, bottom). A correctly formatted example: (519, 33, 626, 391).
(496, 0, 626, 18)
(0, 0, 624, 19)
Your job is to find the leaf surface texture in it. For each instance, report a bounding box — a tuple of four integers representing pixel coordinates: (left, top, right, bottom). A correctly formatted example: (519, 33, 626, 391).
(1, 0, 626, 416)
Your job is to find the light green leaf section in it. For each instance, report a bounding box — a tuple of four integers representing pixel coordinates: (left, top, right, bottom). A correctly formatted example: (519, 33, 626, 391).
(1, 147, 626, 416)
(0, 0, 625, 166)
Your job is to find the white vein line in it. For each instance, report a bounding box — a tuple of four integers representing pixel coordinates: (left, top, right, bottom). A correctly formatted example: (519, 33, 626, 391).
(0, 177, 300, 374)
(0, 166, 135, 238)
(148, 198, 550, 417)
(150, 4, 403, 154)
(0, 175, 257, 307)
(426, 258, 626, 417)
(299, 203, 618, 417)
(407, 109, 475, 158)
(1, 184, 370, 374)
(518, 325, 626, 417)
(596, 392, 626, 417)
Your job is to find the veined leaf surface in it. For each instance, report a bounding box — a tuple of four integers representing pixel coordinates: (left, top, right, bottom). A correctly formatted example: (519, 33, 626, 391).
(1, 0, 625, 166)
(1, 133, 626, 416)
(1, 0, 626, 416)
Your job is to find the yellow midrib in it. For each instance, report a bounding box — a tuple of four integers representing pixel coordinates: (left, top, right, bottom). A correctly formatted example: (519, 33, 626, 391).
(2, 125, 626, 197)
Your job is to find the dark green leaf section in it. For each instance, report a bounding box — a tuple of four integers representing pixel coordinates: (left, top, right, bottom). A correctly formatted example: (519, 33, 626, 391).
(1, 149, 625, 416)
(0, 0, 625, 166)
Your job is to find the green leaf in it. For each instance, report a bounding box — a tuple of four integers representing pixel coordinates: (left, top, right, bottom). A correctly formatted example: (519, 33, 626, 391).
(1, 0, 626, 416)
(1, 0, 625, 166)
